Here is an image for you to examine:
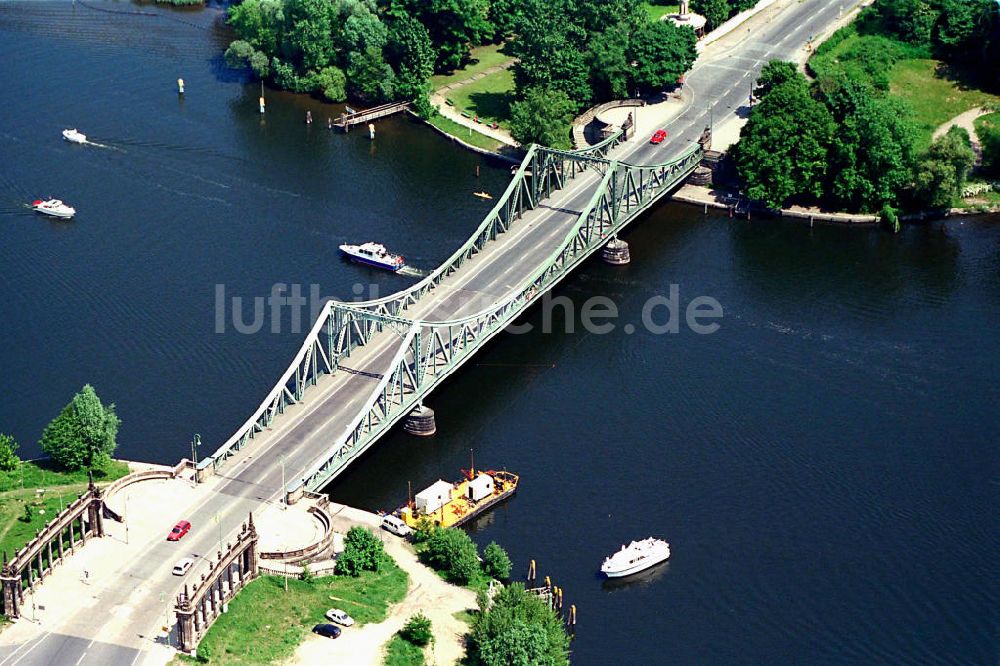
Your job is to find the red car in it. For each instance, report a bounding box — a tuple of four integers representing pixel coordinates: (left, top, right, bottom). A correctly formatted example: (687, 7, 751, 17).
(650, 129, 668, 145)
(167, 520, 191, 541)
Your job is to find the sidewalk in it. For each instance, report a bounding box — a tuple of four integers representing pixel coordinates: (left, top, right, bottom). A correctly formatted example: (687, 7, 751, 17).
(430, 61, 518, 147)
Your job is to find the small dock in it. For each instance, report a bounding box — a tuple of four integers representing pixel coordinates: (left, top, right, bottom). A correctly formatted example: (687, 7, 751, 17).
(334, 102, 410, 131)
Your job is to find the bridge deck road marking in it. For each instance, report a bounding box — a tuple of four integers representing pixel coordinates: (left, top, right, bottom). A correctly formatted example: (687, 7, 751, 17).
(5, 632, 51, 666)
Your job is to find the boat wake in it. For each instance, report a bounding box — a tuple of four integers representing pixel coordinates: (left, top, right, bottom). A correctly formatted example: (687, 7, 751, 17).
(397, 266, 429, 278)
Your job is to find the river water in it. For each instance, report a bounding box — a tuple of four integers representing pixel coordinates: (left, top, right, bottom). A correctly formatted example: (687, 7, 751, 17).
(1, 3, 997, 664)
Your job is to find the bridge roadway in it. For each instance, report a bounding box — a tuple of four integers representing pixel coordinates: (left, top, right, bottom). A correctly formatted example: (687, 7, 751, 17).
(0, 2, 853, 664)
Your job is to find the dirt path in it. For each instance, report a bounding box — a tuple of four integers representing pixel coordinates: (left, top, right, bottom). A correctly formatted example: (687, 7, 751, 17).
(287, 536, 477, 666)
(430, 61, 518, 147)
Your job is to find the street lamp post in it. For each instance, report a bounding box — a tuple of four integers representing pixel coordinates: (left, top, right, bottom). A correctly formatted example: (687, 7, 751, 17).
(190, 434, 201, 487)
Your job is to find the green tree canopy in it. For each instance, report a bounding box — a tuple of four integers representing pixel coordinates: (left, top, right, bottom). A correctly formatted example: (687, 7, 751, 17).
(40, 385, 120, 471)
(977, 113, 1000, 176)
(422, 526, 481, 584)
(509, 0, 592, 106)
(470, 583, 570, 666)
(509, 86, 576, 149)
(755, 60, 798, 99)
(346, 45, 397, 102)
(392, 0, 491, 72)
(401, 612, 433, 646)
(335, 526, 385, 576)
(732, 76, 835, 208)
(482, 541, 512, 579)
(627, 20, 697, 95)
(386, 13, 436, 100)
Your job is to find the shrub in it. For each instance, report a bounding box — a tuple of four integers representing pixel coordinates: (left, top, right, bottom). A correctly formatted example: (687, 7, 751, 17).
(423, 527, 480, 584)
(224, 40, 255, 70)
(401, 612, 433, 647)
(0, 434, 20, 472)
(335, 526, 385, 577)
(299, 562, 314, 583)
(482, 542, 512, 580)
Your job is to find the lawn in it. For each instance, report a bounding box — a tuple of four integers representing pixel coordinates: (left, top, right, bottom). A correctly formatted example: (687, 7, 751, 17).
(642, 1, 680, 21)
(889, 59, 1000, 152)
(0, 459, 130, 558)
(446, 68, 515, 128)
(425, 114, 504, 152)
(179, 562, 408, 665)
(974, 111, 1000, 143)
(383, 634, 425, 666)
(431, 44, 514, 91)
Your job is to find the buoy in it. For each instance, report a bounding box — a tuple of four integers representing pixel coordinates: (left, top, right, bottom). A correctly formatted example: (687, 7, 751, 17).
(368, 123, 375, 140)
(528, 559, 536, 581)
(569, 604, 576, 626)
(305, 111, 313, 125)
(327, 117, 332, 130)
(259, 96, 265, 114)
(544, 575, 551, 590)
(177, 78, 185, 94)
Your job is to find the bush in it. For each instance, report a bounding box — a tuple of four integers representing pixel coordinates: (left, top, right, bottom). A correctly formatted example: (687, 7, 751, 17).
(977, 113, 1000, 177)
(335, 526, 385, 577)
(0, 434, 20, 472)
(401, 612, 433, 647)
(470, 583, 570, 666)
(482, 542, 512, 580)
(314, 65, 347, 102)
(224, 40, 255, 70)
(299, 562, 314, 583)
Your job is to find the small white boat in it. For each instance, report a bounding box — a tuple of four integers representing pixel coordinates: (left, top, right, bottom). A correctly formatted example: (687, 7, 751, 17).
(62, 129, 86, 144)
(600, 537, 670, 578)
(31, 199, 76, 219)
(339, 242, 405, 272)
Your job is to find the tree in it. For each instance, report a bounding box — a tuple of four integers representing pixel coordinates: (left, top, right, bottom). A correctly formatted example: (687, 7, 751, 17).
(386, 13, 436, 100)
(401, 612, 433, 646)
(299, 562, 314, 583)
(22, 503, 33, 524)
(315, 65, 347, 101)
(508, 0, 592, 106)
(40, 385, 120, 471)
(0, 433, 20, 472)
(626, 21, 697, 95)
(911, 125, 975, 209)
(977, 113, 1000, 176)
(393, 0, 491, 72)
(283, 0, 338, 72)
(731, 76, 835, 208)
(691, 0, 731, 31)
(470, 583, 570, 666)
(827, 95, 917, 212)
(755, 60, 798, 99)
(423, 526, 481, 584)
(587, 27, 631, 102)
(224, 40, 256, 70)
(482, 541, 511, 580)
(346, 46, 397, 103)
(228, 0, 285, 54)
(509, 86, 576, 149)
(335, 526, 385, 576)
(875, 0, 936, 47)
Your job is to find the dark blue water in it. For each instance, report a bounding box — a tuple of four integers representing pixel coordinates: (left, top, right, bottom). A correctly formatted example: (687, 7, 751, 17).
(1, 3, 997, 664)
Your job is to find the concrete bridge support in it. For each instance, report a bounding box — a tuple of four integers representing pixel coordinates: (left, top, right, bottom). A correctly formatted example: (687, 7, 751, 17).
(403, 404, 437, 436)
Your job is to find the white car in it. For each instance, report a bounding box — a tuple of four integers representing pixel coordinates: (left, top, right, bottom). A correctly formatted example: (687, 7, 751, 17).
(381, 515, 411, 537)
(325, 608, 355, 627)
(172, 557, 194, 576)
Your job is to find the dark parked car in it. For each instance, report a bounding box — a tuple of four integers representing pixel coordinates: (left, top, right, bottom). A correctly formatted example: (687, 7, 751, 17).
(167, 520, 191, 542)
(312, 623, 342, 639)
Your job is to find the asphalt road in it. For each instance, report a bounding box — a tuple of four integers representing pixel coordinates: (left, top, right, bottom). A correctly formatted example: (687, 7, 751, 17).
(0, 2, 855, 664)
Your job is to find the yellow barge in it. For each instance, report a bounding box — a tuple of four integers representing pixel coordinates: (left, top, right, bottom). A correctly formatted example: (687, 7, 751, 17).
(399, 468, 519, 529)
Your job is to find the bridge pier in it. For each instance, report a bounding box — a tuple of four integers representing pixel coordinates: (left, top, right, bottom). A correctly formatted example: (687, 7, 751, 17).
(403, 405, 436, 437)
(601, 237, 631, 265)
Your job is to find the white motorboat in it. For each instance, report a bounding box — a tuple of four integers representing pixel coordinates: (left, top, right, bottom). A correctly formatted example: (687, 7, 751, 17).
(62, 129, 86, 144)
(339, 242, 405, 271)
(600, 537, 670, 578)
(31, 199, 76, 219)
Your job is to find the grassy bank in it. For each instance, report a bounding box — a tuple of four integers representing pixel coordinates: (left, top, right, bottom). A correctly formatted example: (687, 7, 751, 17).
(178, 562, 408, 665)
(430, 44, 513, 91)
(0, 459, 129, 557)
(446, 69, 515, 130)
(889, 60, 999, 152)
(383, 634, 425, 666)
(425, 114, 504, 152)
(642, 1, 681, 21)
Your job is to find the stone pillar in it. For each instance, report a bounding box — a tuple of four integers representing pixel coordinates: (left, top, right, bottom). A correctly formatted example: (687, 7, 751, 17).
(176, 605, 196, 653)
(57, 531, 64, 562)
(1, 557, 20, 619)
(87, 488, 104, 539)
(47, 541, 53, 570)
(36, 553, 43, 580)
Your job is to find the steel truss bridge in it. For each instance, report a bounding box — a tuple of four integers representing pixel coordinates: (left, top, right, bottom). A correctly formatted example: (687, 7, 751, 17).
(199, 130, 703, 496)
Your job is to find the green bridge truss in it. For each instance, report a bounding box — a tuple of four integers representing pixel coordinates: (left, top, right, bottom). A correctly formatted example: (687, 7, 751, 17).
(200, 131, 703, 494)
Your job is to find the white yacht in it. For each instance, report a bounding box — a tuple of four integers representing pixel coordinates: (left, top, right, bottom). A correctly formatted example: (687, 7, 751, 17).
(339, 242, 405, 271)
(31, 199, 76, 219)
(62, 128, 86, 144)
(600, 537, 670, 578)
